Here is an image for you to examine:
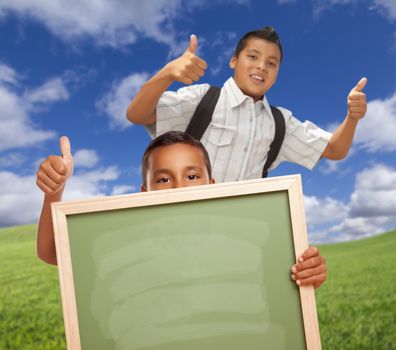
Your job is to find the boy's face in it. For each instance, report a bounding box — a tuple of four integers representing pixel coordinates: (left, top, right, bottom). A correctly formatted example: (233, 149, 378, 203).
(142, 144, 215, 192)
(229, 38, 281, 102)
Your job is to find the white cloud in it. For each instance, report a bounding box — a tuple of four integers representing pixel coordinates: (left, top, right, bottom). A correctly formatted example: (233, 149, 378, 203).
(0, 165, 120, 227)
(24, 77, 69, 104)
(0, 63, 73, 151)
(63, 167, 119, 201)
(304, 195, 348, 226)
(97, 72, 149, 129)
(349, 164, 396, 217)
(0, 0, 186, 50)
(0, 62, 19, 84)
(0, 172, 44, 227)
(0, 84, 55, 151)
(208, 31, 237, 76)
(307, 163, 396, 243)
(0, 152, 26, 168)
(372, 0, 396, 21)
(0, 1, 253, 53)
(328, 216, 393, 241)
(73, 149, 100, 168)
(319, 159, 340, 174)
(354, 92, 396, 152)
(111, 185, 136, 196)
(311, 0, 396, 20)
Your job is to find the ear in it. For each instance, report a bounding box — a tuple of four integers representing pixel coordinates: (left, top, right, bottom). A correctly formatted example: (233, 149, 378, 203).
(140, 184, 148, 192)
(229, 55, 236, 69)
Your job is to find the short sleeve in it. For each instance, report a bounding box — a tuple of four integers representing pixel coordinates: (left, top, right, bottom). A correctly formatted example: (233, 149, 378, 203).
(145, 83, 210, 138)
(271, 107, 332, 170)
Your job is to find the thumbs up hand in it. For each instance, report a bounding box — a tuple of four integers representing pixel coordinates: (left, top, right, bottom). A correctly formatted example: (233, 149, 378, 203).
(165, 34, 208, 85)
(36, 136, 74, 195)
(347, 77, 367, 120)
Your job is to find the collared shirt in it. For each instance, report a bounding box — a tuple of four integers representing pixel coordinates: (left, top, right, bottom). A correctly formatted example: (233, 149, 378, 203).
(146, 77, 332, 183)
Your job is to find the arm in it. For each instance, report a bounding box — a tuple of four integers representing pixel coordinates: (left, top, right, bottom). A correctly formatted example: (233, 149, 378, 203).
(126, 34, 207, 125)
(322, 77, 367, 160)
(291, 246, 327, 289)
(36, 136, 73, 265)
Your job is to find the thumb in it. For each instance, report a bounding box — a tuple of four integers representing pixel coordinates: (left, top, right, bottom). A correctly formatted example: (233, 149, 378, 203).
(59, 136, 73, 178)
(352, 77, 367, 92)
(187, 34, 197, 54)
(60, 136, 72, 160)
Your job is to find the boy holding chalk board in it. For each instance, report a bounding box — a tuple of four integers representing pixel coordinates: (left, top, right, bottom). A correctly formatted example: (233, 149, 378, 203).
(36, 131, 326, 288)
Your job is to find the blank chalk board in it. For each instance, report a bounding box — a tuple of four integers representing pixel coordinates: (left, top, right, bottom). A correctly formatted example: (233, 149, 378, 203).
(52, 175, 321, 350)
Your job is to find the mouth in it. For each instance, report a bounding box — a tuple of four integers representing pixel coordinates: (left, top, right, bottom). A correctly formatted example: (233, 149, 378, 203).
(250, 74, 265, 84)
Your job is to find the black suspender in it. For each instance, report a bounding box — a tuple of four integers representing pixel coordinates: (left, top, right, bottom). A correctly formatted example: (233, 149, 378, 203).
(185, 86, 285, 178)
(262, 106, 286, 178)
(185, 86, 221, 140)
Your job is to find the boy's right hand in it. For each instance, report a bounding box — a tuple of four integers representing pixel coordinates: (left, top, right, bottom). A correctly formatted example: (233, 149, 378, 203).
(165, 34, 208, 85)
(36, 136, 74, 195)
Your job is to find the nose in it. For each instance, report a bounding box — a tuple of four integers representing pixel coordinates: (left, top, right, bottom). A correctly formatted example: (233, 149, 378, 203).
(172, 178, 183, 189)
(257, 60, 266, 71)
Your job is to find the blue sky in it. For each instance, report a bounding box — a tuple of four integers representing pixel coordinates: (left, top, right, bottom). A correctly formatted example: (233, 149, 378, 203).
(0, 0, 395, 243)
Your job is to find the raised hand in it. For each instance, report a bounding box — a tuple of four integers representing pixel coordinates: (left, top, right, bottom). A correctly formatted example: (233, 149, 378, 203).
(36, 136, 74, 195)
(165, 34, 208, 85)
(347, 77, 367, 120)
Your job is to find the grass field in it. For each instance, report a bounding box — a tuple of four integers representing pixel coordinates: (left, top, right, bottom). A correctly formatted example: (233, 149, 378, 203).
(1, 224, 395, 349)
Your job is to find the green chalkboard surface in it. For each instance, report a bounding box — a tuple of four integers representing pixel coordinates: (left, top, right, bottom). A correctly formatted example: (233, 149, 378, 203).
(52, 176, 321, 350)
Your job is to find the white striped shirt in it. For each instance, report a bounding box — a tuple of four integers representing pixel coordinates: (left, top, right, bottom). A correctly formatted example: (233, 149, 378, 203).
(146, 77, 332, 183)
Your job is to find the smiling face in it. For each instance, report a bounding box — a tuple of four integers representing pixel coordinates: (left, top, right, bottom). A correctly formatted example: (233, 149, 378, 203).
(230, 37, 281, 102)
(142, 143, 214, 191)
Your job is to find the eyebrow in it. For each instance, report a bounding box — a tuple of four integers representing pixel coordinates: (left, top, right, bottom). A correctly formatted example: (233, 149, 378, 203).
(246, 49, 280, 62)
(152, 166, 204, 177)
(184, 166, 204, 172)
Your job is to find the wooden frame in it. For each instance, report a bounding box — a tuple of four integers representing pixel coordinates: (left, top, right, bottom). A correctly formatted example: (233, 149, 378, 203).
(52, 174, 321, 350)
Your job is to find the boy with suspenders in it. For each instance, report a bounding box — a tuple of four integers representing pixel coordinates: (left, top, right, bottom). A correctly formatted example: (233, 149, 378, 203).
(127, 27, 367, 183)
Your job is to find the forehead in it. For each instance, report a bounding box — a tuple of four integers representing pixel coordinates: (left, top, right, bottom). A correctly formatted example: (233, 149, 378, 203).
(242, 37, 281, 59)
(147, 143, 206, 168)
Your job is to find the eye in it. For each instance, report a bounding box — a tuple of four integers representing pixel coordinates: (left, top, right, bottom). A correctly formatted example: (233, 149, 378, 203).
(268, 61, 278, 68)
(248, 55, 257, 60)
(186, 174, 200, 181)
(156, 177, 171, 184)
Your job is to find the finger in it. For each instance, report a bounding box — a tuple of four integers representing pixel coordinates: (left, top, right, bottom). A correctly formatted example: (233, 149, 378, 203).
(348, 106, 366, 114)
(191, 64, 206, 78)
(48, 155, 67, 175)
(298, 246, 319, 262)
(60, 136, 72, 161)
(293, 255, 325, 273)
(178, 76, 194, 85)
(196, 57, 208, 70)
(40, 156, 67, 183)
(296, 273, 327, 288)
(187, 34, 198, 54)
(352, 77, 367, 92)
(293, 264, 326, 281)
(348, 94, 366, 103)
(186, 71, 201, 83)
(36, 174, 63, 193)
(36, 178, 55, 194)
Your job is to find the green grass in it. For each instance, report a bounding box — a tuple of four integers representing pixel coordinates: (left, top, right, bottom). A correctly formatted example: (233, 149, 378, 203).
(0, 225, 66, 350)
(1, 225, 395, 349)
(316, 230, 396, 350)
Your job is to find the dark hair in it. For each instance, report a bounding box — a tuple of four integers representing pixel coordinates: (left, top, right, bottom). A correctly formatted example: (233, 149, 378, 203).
(141, 131, 212, 186)
(234, 26, 283, 62)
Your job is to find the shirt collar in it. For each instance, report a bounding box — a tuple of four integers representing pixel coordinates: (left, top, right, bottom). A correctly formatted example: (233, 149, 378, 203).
(224, 77, 271, 115)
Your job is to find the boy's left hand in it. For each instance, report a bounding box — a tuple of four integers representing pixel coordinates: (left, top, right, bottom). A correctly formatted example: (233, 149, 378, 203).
(347, 77, 367, 120)
(291, 246, 327, 289)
